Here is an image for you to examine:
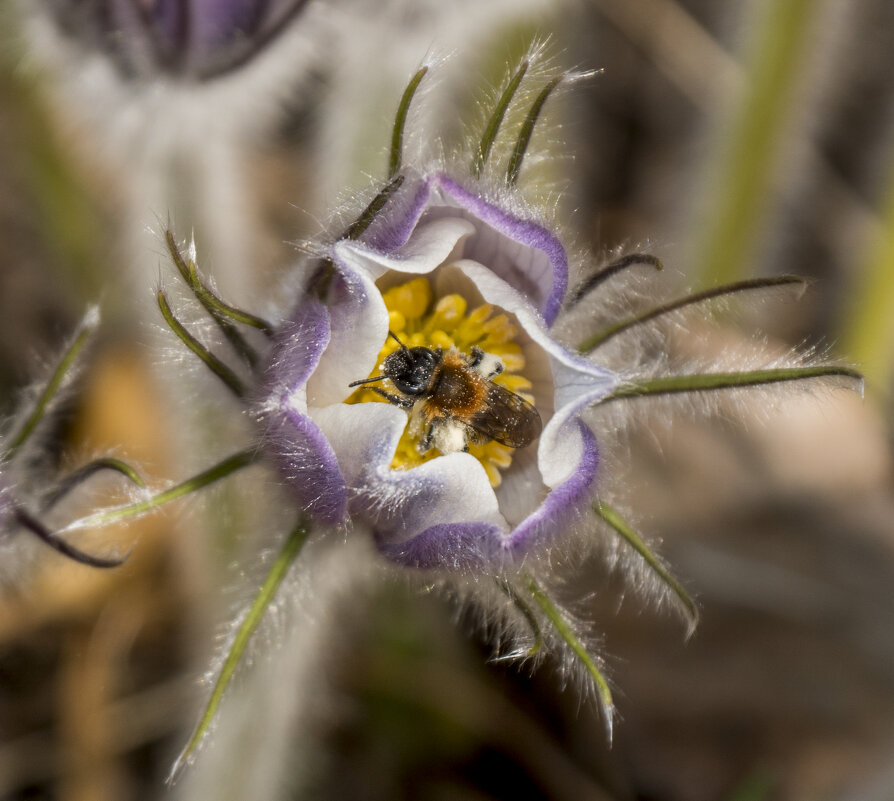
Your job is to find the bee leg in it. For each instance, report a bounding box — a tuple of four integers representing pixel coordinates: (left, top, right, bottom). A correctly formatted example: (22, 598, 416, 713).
(418, 424, 435, 454)
(430, 419, 468, 454)
(370, 386, 413, 408)
(467, 347, 504, 379)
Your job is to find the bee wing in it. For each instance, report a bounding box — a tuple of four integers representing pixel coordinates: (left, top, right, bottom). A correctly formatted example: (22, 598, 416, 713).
(467, 382, 542, 449)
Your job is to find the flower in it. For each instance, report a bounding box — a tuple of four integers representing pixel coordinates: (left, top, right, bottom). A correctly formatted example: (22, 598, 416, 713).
(86, 58, 859, 776)
(36, 0, 312, 81)
(262, 172, 621, 571)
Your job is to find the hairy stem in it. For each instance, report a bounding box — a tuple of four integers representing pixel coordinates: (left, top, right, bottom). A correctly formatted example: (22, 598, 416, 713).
(598, 365, 863, 403)
(170, 517, 310, 780)
(578, 275, 806, 352)
(157, 290, 246, 397)
(5, 309, 97, 460)
(594, 502, 698, 635)
(526, 576, 613, 740)
(473, 59, 529, 177)
(67, 448, 259, 529)
(390, 66, 428, 179)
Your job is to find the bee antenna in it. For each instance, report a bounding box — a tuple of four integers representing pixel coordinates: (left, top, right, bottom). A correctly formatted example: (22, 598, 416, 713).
(348, 375, 386, 388)
(388, 330, 409, 352)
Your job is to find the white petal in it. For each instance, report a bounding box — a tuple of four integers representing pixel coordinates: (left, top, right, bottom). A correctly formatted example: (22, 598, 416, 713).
(311, 402, 506, 542)
(305, 261, 390, 408)
(450, 259, 620, 487)
(335, 218, 476, 281)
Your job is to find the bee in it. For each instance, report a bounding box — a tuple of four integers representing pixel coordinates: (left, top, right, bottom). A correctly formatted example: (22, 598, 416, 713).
(349, 332, 542, 455)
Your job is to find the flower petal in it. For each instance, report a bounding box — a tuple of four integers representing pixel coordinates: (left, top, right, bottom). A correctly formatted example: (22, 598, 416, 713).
(305, 260, 390, 408)
(265, 404, 347, 525)
(449, 259, 619, 487)
(355, 173, 569, 323)
(262, 293, 347, 524)
(432, 175, 569, 325)
(311, 403, 505, 542)
(334, 218, 476, 283)
(266, 293, 330, 399)
(378, 423, 599, 570)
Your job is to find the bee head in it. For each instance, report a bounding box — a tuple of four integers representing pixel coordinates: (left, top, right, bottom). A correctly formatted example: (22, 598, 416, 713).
(382, 347, 439, 395)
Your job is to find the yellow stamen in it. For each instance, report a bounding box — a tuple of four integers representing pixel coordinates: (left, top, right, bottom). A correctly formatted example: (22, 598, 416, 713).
(347, 276, 535, 487)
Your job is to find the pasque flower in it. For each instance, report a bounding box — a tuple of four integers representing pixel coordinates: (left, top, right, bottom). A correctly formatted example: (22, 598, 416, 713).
(262, 170, 620, 570)
(34, 0, 312, 81)
(61, 56, 859, 777)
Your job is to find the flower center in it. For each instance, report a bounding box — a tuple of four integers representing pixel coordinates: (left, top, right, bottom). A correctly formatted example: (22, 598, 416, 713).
(347, 276, 535, 487)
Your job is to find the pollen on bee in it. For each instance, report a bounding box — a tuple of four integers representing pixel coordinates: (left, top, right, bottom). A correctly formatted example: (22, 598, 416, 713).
(347, 276, 536, 487)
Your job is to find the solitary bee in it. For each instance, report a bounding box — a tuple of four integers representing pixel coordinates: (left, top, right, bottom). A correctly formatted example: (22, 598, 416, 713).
(349, 332, 542, 455)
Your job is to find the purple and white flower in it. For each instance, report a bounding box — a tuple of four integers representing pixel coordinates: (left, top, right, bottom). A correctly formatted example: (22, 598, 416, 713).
(261, 171, 620, 571)
(33, 0, 312, 81)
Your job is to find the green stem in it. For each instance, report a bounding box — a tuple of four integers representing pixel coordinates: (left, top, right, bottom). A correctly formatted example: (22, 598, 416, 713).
(473, 60, 529, 177)
(568, 253, 663, 308)
(495, 578, 543, 656)
(67, 448, 258, 529)
(594, 502, 698, 635)
(506, 74, 563, 185)
(390, 66, 428, 179)
(43, 457, 146, 510)
(693, 0, 819, 285)
(165, 231, 274, 338)
(170, 517, 310, 779)
(157, 290, 246, 397)
(526, 576, 613, 739)
(5, 308, 98, 460)
(577, 275, 805, 353)
(598, 365, 862, 404)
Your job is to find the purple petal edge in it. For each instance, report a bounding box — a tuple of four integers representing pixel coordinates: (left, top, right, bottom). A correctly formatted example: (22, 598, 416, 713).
(264, 293, 348, 525)
(377, 422, 599, 571)
(433, 175, 569, 325)
(266, 406, 348, 525)
(363, 177, 432, 254)
(268, 294, 330, 393)
(360, 173, 569, 325)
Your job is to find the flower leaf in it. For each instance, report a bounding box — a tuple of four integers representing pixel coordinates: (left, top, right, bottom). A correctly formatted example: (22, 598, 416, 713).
(12, 506, 127, 568)
(169, 517, 310, 781)
(578, 275, 807, 352)
(4, 306, 98, 461)
(505, 73, 563, 185)
(157, 289, 246, 397)
(567, 253, 663, 308)
(594, 502, 698, 636)
(495, 578, 543, 656)
(598, 365, 863, 403)
(472, 59, 529, 177)
(67, 448, 258, 529)
(343, 174, 405, 241)
(526, 576, 613, 741)
(390, 65, 428, 179)
(43, 456, 146, 511)
(165, 230, 274, 340)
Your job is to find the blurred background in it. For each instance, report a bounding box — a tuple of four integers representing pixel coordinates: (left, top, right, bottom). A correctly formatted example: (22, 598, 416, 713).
(1, 1, 893, 799)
